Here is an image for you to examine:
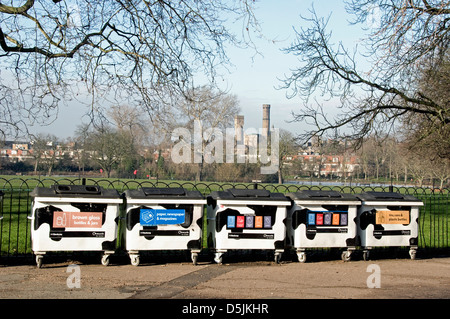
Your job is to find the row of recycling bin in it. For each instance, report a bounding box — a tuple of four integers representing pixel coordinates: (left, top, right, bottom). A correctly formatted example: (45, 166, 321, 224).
(29, 185, 423, 268)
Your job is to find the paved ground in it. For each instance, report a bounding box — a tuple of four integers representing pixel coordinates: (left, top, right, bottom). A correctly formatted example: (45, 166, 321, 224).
(1, 253, 449, 300)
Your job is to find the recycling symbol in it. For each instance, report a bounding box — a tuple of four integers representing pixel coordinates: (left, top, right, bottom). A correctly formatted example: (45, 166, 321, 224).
(141, 209, 155, 224)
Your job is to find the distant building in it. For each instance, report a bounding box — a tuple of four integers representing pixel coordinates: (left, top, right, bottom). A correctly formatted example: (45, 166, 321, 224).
(291, 154, 360, 178)
(232, 104, 273, 163)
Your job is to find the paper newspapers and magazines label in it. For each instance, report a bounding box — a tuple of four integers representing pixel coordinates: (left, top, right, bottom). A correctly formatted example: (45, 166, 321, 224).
(140, 209, 185, 226)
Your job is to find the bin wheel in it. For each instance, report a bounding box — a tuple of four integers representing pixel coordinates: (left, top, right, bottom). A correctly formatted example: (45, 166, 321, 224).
(297, 252, 306, 263)
(341, 250, 352, 262)
(36, 255, 43, 269)
(131, 255, 140, 266)
(192, 253, 198, 266)
(363, 250, 370, 261)
(274, 253, 281, 264)
(101, 254, 110, 266)
(409, 249, 417, 260)
(214, 253, 223, 264)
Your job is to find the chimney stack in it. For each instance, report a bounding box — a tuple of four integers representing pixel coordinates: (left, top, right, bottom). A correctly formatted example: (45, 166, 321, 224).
(262, 104, 270, 138)
(234, 115, 244, 144)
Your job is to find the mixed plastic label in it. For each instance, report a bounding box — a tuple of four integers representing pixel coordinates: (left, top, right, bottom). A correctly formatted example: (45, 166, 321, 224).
(307, 211, 348, 226)
(227, 215, 272, 229)
(140, 209, 185, 226)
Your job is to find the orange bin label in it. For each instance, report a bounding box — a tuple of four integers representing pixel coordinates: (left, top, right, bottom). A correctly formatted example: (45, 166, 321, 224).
(376, 210, 410, 224)
(53, 211, 103, 228)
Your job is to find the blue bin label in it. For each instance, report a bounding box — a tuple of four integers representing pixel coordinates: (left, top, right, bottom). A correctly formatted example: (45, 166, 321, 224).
(227, 215, 236, 228)
(308, 213, 316, 225)
(140, 209, 185, 226)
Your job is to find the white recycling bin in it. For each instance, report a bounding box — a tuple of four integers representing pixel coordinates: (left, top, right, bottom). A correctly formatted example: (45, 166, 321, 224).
(286, 190, 360, 263)
(29, 185, 123, 268)
(356, 191, 423, 260)
(124, 187, 206, 266)
(206, 188, 291, 264)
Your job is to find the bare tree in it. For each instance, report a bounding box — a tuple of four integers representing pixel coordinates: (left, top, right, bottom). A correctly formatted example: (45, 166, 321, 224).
(79, 124, 134, 178)
(281, 1, 450, 151)
(0, 0, 259, 138)
(29, 133, 59, 175)
(403, 55, 450, 159)
(168, 85, 240, 181)
(277, 129, 297, 184)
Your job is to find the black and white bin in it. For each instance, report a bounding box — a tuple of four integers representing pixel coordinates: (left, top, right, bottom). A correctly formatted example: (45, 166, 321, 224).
(286, 190, 360, 263)
(29, 185, 123, 268)
(206, 188, 291, 264)
(123, 187, 206, 266)
(356, 191, 423, 260)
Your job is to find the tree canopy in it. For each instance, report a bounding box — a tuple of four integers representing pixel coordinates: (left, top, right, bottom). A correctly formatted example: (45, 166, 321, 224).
(0, 0, 258, 138)
(281, 0, 450, 156)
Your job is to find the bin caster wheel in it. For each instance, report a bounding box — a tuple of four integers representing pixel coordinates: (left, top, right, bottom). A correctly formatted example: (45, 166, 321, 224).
(191, 253, 198, 266)
(297, 252, 306, 263)
(101, 254, 110, 266)
(363, 250, 370, 261)
(274, 253, 281, 264)
(409, 249, 417, 260)
(36, 255, 43, 268)
(131, 255, 140, 266)
(214, 253, 223, 264)
(341, 250, 352, 262)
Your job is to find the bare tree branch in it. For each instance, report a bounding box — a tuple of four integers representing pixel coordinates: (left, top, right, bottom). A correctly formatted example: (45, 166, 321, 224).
(0, 0, 258, 138)
(281, 1, 450, 153)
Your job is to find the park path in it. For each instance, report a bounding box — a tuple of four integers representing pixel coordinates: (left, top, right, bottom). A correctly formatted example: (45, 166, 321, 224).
(0, 256, 449, 299)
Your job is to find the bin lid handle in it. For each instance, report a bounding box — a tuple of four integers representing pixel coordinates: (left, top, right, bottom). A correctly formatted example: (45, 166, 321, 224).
(302, 190, 342, 198)
(228, 188, 270, 197)
(53, 185, 101, 195)
(365, 191, 404, 200)
(141, 187, 186, 196)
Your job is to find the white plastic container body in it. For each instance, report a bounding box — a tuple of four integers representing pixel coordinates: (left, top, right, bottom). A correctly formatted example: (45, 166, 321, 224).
(31, 197, 122, 253)
(287, 200, 359, 249)
(206, 199, 290, 253)
(357, 201, 422, 248)
(124, 198, 205, 252)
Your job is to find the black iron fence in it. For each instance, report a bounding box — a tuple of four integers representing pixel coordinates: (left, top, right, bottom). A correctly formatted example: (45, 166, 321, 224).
(0, 177, 448, 257)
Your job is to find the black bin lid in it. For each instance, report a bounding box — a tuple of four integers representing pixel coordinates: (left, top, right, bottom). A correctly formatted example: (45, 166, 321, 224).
(30, 184, 120, 198)
(124, 187, 203, 199)
(286, 190, 358, 201)
(356, 191, 420, 202)
(208, 188, 288, 201)
(142, 187, 186, 196)
(229, 188, 270, 198)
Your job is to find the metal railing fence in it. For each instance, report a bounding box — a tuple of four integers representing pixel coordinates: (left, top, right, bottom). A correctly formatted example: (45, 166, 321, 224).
(0, 177, 448, 257)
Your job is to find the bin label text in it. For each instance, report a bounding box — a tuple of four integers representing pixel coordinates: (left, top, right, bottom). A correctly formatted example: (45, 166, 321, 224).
(140, 209, 185, 226)
(226, 215, 272, 229)
(53, 212, 103, 229)
(376, 210, 410, 224)
(306, 211, 349, 227)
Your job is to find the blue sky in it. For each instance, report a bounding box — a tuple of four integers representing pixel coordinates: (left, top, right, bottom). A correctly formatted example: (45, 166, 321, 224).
(221, 0, 365, 135)
(29, 0, 366, 140)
